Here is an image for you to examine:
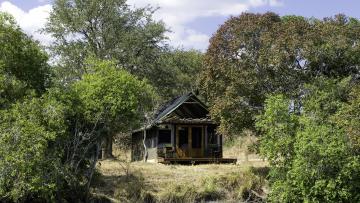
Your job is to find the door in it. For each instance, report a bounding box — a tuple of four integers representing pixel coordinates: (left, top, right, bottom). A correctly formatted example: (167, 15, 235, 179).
(190, 127, 203, 158)
(176, 126, 204, 158)
(176, 126, 189, 158)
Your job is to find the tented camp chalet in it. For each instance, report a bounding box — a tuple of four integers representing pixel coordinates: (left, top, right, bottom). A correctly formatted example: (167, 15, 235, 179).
(131, 92, 236, 164)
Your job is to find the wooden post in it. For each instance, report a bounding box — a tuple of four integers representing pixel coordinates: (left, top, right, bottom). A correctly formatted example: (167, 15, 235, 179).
(188, 127, 192, 157)
(171, 124, 175, 147)
(176, 126, 179, 157)
(204, 126, 208, 152)
(201, 126, 205, 157)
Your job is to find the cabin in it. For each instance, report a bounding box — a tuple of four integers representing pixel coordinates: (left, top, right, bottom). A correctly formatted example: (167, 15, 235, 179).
(131, 92, 236, 164)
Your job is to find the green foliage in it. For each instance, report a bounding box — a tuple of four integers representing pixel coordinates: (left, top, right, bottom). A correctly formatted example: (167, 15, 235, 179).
(45, 0, 204, 99)
(200, 12, 360, 138)
(73, 58, 157, 131)
(256, 95, 298, 172)
(0, 12, 50, 108)
(0, 57, 157, 201)
(335, 85, 360, 153)
(0, 64, 29, 109)
(158, 49, 204, 97)
(0, 96, 66, 201)
(45, 0, 167, 91)
(257, 78, 360, 202)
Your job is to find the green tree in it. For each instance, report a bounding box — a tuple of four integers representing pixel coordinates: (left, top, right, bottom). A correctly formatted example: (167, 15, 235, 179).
(0, 96, 66, 202)
(255, 94, 298, 177)
(45, 0, 168, 93)
(0, 58, 156, 201)
(200, 13, 360, 138)
(159, 49, 204, 97)
(73, 58, 156, 157)
(0, 12, 50, 108)
(335, 85, 360, 153)
(257, 78, 360, 202)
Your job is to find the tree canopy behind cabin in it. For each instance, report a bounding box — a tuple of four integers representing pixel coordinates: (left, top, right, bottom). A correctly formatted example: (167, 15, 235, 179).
(45, 0, 167, 79)
(200, 12, 360, 138)
(45, 0, 203, 99)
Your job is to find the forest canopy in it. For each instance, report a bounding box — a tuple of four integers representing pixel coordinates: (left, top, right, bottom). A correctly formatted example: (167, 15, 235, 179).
(200, 12, 360, 138)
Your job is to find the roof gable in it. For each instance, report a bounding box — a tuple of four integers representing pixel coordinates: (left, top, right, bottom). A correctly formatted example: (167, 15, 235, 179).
(154, 92, 209, 123)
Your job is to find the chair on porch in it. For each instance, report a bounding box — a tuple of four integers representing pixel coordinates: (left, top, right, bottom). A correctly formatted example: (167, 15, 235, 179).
(176, 144, 189, 158)
(158, 143, 176, 158)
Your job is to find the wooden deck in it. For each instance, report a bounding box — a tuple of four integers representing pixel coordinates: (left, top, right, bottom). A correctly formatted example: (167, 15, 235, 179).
(158, 157, 237, 164)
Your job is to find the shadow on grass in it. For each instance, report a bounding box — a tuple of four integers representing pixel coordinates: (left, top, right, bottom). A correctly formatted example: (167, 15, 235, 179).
(92, 170, 155, 203)
(251, 166, 270, 179)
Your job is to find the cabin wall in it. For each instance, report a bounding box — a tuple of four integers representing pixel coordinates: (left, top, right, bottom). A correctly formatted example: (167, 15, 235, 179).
(168, 123, 223, 159)
(131, 124, 223, 161)
(131, 128, 158, 161)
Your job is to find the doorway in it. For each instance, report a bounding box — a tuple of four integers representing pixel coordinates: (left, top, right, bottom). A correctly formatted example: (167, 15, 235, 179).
(176, 125, 204, 158)
(176, 126, 189, 157)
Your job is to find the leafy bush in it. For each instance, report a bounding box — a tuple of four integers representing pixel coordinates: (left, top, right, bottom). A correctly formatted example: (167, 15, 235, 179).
(0, 96, 65, 201)
(257, 78, 360, 202)
(0, 59, 156, 202)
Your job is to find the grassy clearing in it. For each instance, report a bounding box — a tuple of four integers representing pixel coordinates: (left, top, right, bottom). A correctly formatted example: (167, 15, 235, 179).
(223, 131, 265, 164)
(92, 158, 268, 202)
(91, 138, 268, 202)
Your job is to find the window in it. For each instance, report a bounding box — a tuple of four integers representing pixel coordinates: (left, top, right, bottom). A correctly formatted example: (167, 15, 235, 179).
(158, 129, 171, 144)
(192, 127, 202, 148)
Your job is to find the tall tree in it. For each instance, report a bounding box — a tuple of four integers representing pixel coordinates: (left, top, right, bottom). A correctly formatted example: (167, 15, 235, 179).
(200, 13, 360, 138)
(159, 49, 204, 98)
(45, 0, 168, 92)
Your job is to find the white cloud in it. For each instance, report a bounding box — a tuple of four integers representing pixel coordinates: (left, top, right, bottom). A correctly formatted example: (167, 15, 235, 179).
(0, 1, 53, 45)
(127, 0, 283, 50)
(167, 25, 210, 50)
(0, 0, 283, 50)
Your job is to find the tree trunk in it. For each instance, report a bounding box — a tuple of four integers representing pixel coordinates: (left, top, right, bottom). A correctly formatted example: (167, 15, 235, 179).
(103, 134, 113, 159)
(143, 129, 148, 162)
(86, 142, 100, 201)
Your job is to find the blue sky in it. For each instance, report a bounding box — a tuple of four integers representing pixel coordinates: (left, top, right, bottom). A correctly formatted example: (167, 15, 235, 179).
(1, 0, 360, 50)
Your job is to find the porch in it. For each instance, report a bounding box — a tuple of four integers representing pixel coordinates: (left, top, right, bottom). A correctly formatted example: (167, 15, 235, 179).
(156, 123, 223, 159)
(158, 157, 237, 164)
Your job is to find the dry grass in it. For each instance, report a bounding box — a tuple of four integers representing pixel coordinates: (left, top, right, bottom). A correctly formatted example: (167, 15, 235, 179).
(91, 138, 268, 202)
(223, 132, 267, 166)
(92, 158, 268, 202)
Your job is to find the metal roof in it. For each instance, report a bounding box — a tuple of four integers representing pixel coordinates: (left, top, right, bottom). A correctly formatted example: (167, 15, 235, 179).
(153, 92, 208, 122)
(159, 117, 215, 124)
(132, 92, 210, 133)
